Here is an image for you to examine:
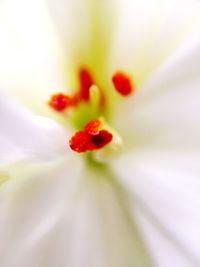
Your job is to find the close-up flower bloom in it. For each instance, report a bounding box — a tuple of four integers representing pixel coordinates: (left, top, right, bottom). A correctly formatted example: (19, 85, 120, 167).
(0, 0, 200, 266)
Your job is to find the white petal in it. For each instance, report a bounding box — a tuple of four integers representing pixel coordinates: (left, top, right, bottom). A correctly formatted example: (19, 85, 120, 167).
(113, 34, 200, 153)
(111, 30, 200, 266)
(46, 0, 117, 79)
(0, 160, 155, 267)
(112, 150, 200, 266)
(0, 156, 82, 267)
(0, 0, 68, 113)
(0, 94, 69, 162)
(109, 0, 200, 85)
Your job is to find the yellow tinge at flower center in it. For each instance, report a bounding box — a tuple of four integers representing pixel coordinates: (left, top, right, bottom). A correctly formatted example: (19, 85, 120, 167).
(48, 66, 134, 163)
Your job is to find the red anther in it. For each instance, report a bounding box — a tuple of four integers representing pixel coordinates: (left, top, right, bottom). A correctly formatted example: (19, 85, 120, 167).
(70, 93, 79, 107)
(84, 119, 102, 135)
(79, 68, 94, 101)
(69, 119, 113, 153)
(69, 131, 95, 152)
(91, 130, 113, 149)
(49, 93, 72, 111)
(112, 71, 134, 96)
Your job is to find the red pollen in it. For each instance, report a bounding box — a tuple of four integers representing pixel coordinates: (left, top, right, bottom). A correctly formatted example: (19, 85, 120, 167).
(79, 68, 94, 101)
(69, 131, 95, 152)
(49, 93, 72, 111)
(69, 119, 113, 153)
(112, 71, 134, 96)
(84, 119, 102, 135)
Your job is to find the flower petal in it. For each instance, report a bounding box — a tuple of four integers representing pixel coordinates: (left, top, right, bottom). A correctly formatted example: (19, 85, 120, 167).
(46, 0, 118, 80)
(0, 0, 68, 114)
(112, 34, 200, 266)
(112, 150, 200, 266)
(0, 156, 82, 267)
(0, 162, 155, 267)
(0, 94, 69, 163)
(58, 170, 154, 267)
(109, 0, 200, 85)
(113, 34, 200, 153)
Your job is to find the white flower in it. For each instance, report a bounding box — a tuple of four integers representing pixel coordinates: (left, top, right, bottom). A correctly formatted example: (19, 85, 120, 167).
(0, 0, 200, 267)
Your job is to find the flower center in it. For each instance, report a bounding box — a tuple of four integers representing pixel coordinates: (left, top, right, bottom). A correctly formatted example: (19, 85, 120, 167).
(48, 67, 134, 159)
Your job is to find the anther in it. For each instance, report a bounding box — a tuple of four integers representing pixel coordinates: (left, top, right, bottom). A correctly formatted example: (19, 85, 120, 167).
(112, 71, 134, 96)
(49, 93, 73, 111)
(79, 68, 94, 101)
(69, 119, 113, 153)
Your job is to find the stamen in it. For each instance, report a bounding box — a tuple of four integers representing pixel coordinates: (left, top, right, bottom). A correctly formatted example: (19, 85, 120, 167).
(49, 93, 73, 111)
(112, 71, 134, 96)
(84, 119, 102, 135)
(79, 68, 94, 101)
(69, 119, 113, 153)
(91, 130, 113, 149)
(47, 66, 129, 161)
(69, 131, 93, 152)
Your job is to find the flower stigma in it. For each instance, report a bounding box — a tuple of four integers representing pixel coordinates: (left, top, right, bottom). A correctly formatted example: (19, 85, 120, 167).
(48, 67, 134, 163)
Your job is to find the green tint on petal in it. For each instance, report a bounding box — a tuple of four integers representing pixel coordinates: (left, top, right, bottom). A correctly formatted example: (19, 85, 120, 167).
(0, 171, 10, 186)
(47, 0, 118, 81)
(0, 155, 155, 267)
(77, 165, 155, 267)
